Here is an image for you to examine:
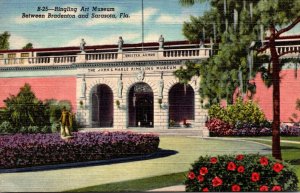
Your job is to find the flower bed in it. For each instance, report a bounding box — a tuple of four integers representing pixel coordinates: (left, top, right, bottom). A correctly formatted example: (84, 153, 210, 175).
(185, 154, 299, 192)
(0, 131, 160, 169)
(206, 118, 300, 137)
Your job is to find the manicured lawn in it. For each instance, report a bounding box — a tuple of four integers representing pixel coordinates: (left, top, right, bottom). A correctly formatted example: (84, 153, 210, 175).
(68, 137, 300, 192)
(64, 136, 270, 192)
(66, 172, 186, 192)
(245, 136, 300, 142)
(221, 136, 300, 142)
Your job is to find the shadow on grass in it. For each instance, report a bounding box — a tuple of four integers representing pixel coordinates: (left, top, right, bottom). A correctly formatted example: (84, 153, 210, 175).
(0, 148, 178, 173)
(289, 159, 300, 165)
(281, 146, 300, 150)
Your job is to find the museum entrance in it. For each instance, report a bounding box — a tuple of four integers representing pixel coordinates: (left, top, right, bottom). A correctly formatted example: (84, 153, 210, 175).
(169, 83, 194, 127)
(128, 83, 154, 127)
(91, 84, 113, 127)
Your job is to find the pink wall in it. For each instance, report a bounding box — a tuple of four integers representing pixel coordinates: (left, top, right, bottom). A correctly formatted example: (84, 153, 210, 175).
(252, 70, 300, 122)
(0, 77, 77, 111)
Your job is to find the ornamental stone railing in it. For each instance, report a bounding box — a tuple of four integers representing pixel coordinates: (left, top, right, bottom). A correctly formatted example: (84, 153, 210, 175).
(0, 47, 212, 67)
(1, 44, 299, 67)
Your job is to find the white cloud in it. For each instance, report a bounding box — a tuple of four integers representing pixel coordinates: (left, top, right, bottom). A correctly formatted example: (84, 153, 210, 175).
(156, 14, 189, 24)
(144, 33, 161, 42)
(10, 34, 41, 49)
(84, 7, 158, 26)
(64, 32, 140, 47)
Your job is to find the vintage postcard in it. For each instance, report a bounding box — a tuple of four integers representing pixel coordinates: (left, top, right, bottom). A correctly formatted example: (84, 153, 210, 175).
(0, 0, 299, 192)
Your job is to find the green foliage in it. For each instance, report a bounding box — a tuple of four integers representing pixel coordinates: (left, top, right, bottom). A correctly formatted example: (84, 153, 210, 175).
(44, 99, 72, 124)
(208, 98, 266, 126)
(0, 31, 10, 50)
(0, 121, 14, 133)
(0, 84, 76, 134)
(176, 0, 300, 107)
(4, 83, 50, 127)
(185, 154, 299, 192)
(22, 43, 33, 49)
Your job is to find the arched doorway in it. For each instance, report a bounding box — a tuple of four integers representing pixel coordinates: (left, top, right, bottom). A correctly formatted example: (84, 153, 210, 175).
(169, 83, 194, 127)
(128, 83, 153, 127)
(91, 84, 113, 127)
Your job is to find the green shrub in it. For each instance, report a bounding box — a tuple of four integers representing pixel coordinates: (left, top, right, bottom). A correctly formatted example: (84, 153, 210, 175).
(185, 154, 298, 192)
(0, 121, 14, 133)
(51, 122, 60, 133)
(4, 83, 50, 127)
(208, 98, 266, 126)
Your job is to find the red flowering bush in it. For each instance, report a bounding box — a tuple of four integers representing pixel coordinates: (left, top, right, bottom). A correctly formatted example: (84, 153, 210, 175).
(185, 154, 298, 192)
(205, 118, 234, 136)
(0, 131, 159, 169)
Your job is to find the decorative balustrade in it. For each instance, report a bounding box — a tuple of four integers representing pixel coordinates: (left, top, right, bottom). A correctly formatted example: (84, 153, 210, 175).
(0, 47, 216, 67)
(259, 45, 300, 56)
(163, 48, 211, 58)
(1, 43, 300, 67)
(85, 53, 118, 61)
(0, 56, 77, 66)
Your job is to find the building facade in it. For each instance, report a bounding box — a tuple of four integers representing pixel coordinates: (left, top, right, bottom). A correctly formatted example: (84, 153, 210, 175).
(0, 35, 300, 135)
(0, 37, 211, 135)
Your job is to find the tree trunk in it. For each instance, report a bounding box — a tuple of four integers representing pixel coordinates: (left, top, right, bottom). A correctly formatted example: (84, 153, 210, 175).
(269, 27, 282, 160)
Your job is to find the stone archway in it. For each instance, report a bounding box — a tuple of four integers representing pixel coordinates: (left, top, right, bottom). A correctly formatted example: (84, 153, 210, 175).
(91, 84, 114, 127)
(128, 82, 154, 127)
(168, 83, 195, 127)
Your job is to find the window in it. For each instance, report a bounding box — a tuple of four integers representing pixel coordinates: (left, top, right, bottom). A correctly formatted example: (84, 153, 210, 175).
(8, 54, 16, 58)
(21, 53, 29, 57)
(7, 54, 16, 64)
(21, 53, 29, 64)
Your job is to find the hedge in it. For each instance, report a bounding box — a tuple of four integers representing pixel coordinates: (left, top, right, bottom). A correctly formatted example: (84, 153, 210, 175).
(206, 118, 300, 137)
(0, 131, 160, 169)
(185, 154, 299, 192)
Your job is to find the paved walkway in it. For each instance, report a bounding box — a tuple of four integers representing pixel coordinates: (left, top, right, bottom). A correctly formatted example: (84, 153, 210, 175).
(149, 185, 185, 192)
(0, 136, 271, 192)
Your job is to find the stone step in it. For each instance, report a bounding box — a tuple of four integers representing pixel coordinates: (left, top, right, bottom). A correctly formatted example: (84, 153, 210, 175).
(80, 127, 208, 136)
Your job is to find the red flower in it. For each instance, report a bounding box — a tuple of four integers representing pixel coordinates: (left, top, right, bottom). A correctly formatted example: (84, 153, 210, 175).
(199, 167, 208, 176)
(188, 171, 195, 180)
(232, 184, 241, 192)
(260, 157, 269, 166)
(202, 187, 209, 192)
(259, 185, 269, 192)
(197, 175, 204, 182)
(251, 172, 260, 182)
(236, 154, 244, 161)
(212, 176, 223, 187)
(237, 166, 245, 173)
(272, 186, 282, 191)
(210, 157, 218, 164)
(227, 162, 237, 171)
(273, 163, 284, 173)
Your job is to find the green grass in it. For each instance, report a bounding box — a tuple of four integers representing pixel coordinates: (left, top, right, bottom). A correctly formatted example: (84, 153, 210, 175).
(245, 136, 300, 142)
(220, 136, 300, 142)
(68, 137, 300, 192)
(66, 172, 186, 192)
(244, 138, 300, 189)
(64, 136, 270, 192)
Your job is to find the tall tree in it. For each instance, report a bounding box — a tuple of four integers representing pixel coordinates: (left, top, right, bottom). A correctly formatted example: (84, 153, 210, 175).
(23, 43, 33, 49)
(177, 0, 300, 160)
(4, 83, 49, 127)
(0, 31, 10, 50)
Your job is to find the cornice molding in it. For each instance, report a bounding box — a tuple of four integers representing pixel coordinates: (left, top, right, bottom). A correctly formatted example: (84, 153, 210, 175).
(0, 59, 201, 72)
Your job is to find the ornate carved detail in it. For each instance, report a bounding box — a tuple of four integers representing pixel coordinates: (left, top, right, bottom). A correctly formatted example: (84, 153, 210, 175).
(136, 69, 145, 81)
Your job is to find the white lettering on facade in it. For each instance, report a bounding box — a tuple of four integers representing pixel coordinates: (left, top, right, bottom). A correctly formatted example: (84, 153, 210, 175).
(87, 65, 177, 73)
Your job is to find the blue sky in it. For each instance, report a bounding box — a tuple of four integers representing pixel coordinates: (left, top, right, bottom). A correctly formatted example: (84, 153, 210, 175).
(0, 0, 208, 49)
(0, 0, 299, 49)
